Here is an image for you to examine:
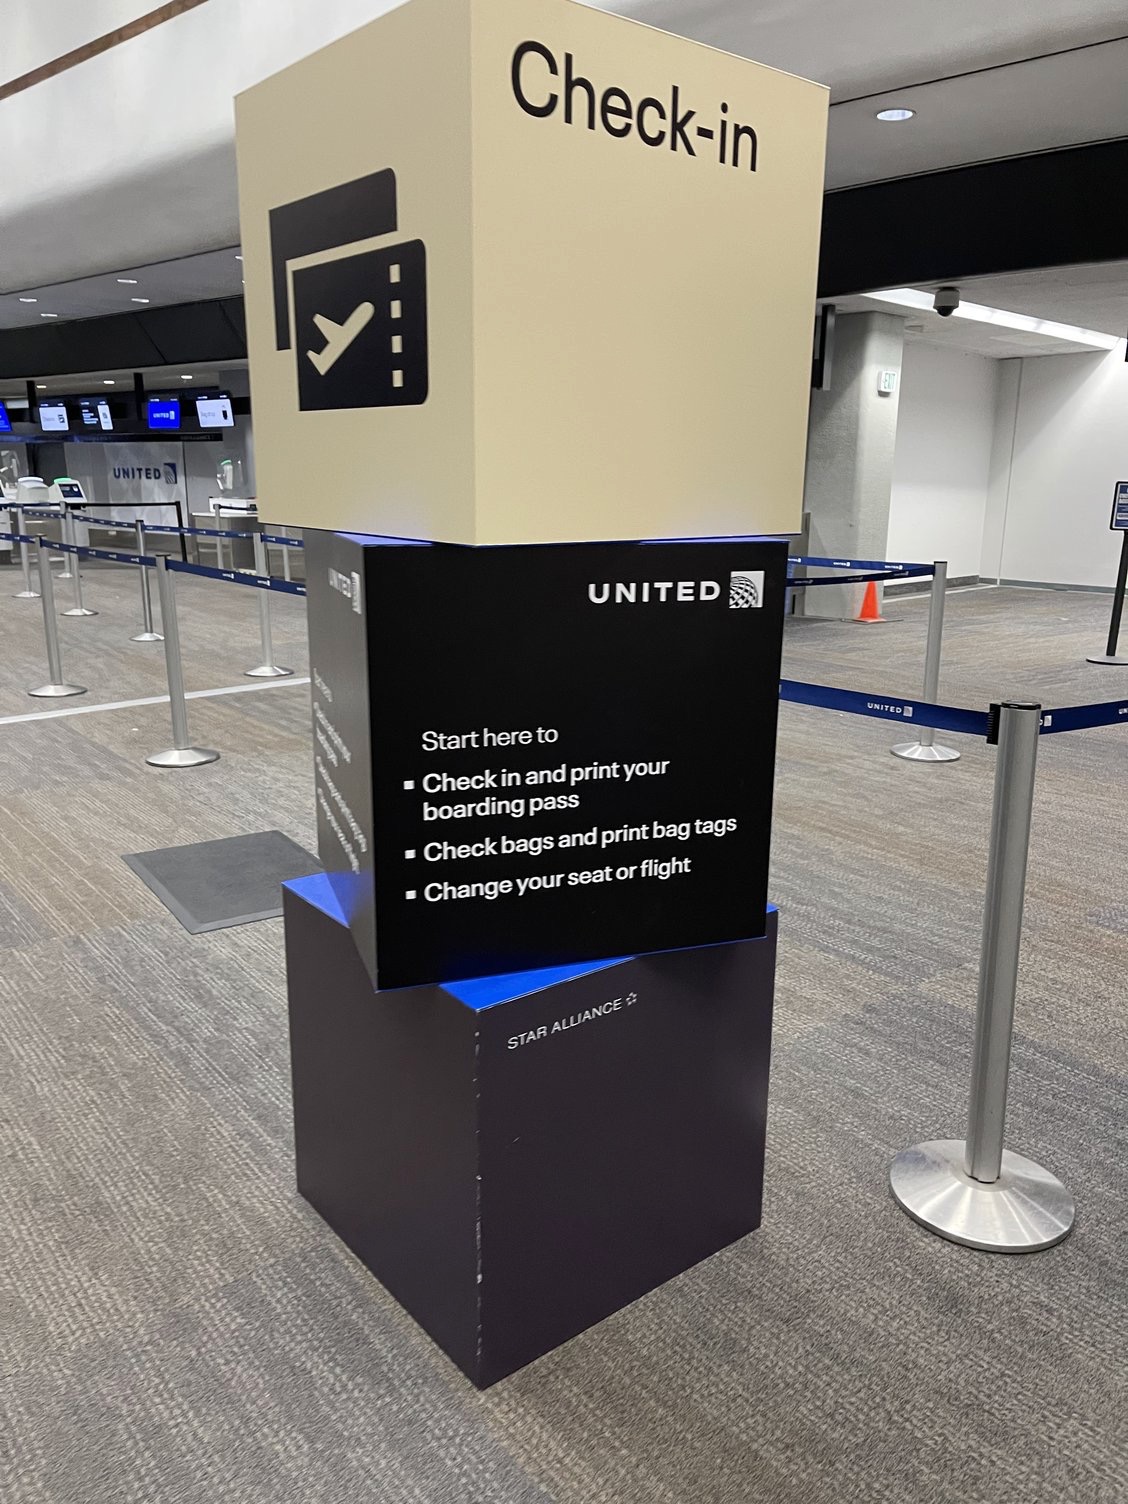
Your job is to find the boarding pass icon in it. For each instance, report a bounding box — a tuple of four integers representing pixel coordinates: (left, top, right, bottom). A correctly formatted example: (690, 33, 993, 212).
(269, 168, 429, 411)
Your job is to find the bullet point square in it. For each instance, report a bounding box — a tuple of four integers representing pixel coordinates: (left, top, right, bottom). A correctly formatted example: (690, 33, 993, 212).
(403, 779, 415, 790)
(405, 849, 416, 859)
(405, 889, 417, 901)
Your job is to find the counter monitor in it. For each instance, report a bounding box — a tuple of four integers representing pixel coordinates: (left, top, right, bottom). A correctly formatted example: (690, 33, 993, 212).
(38, 401, 69, 433)
(196, 395, 234, 428)
(147, 398, 180, 432)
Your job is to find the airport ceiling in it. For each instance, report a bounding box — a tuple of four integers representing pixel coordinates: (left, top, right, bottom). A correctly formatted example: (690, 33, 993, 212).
(0, 362, 247, 405)
(2, 0, 1127, 347)
(830, 261, 1128, 358)
(606, 1, 1128, 190)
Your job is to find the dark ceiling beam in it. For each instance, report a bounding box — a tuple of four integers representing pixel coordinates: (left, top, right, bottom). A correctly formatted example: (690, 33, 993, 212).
(0, 0, 211, 103)
(0, 298, 245, 379)
(819, 137, 1128, 298)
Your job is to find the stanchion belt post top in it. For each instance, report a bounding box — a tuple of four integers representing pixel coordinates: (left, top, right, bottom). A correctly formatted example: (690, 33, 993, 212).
(987, 701, 1041, 746)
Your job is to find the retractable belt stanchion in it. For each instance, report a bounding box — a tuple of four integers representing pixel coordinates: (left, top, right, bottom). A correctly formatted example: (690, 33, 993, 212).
(890, 702, 1074, 1252)
(244, 532, 293, 679)
(61, 512, 97, 618)
(891, 560, 957, 762)
(13, 508, 39, 599)
(1086, 527, 1128, 665)
(147, 556, 219, 768)
(55, 510, 74, 580)
(131, 520, 163, 643)
(28, 547, 86, 699)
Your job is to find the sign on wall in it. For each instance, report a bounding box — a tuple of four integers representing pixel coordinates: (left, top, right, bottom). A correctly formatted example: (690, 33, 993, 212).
(106, 442, 184, 524)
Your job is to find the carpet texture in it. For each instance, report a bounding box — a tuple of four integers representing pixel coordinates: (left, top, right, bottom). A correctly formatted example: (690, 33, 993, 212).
(0, 568, 1125, 1503)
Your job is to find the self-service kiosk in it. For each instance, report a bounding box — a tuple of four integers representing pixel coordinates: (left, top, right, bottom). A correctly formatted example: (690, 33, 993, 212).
(50, 478, 91, 546)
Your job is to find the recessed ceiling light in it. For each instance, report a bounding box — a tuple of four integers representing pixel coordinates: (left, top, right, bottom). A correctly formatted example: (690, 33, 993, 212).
(18, 296, 37, 303)
(36, 383, 46, 389)
(876, 108, 915, 122)
(103, 379, 115, 385)
(117, 277, 139, 284)
(40, 312, 59, 318)
(181, 374, 193, 381)
(131, 297, 150, 304)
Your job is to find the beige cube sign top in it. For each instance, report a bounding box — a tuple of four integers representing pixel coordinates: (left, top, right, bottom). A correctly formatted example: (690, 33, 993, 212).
(236, 0, 827, 545)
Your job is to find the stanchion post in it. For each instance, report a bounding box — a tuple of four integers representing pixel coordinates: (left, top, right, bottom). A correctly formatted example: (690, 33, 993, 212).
(28, 547, 86, 698)
(1086, 529, 1128, 665)
(13, 507, 39, 598)
(891, 560, 959, 763)
(889, 702, 1074, 1252)
(61, 513, 97, 618)
(131, 519, 163, 643)
(244, 532, 293, 679)
(147, 557, 219, 768)
(56, 509, 74, 580)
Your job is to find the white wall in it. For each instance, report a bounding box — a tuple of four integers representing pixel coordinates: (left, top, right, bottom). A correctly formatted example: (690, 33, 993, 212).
(886, 340, 998, 577)
(983, 344, 1128, 588)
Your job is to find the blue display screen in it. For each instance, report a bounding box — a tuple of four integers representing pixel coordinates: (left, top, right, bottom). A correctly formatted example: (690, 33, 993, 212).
(147, 398, 180, 431)
(0, 401, 10, 433)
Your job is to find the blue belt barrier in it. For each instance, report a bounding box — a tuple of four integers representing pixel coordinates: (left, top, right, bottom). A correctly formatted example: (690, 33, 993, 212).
(69, 513, 141, 531)
(0, 528, 36, 545)
(788, 553, 933, 574)
(780, 678, 992, 738)
(166, 558, 307, 596)
(145, 522, 256, 539)
(259, 532, 304, 547)
(37, 535, 302, 593)
(1040, 700, 1128, 734)
(39, 538, 149, 568)
(75, 512, 276, 543)
(787, 567, 928, 588)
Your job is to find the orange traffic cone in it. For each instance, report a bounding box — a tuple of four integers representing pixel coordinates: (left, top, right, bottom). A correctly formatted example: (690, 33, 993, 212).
(855, 580, 886, 624)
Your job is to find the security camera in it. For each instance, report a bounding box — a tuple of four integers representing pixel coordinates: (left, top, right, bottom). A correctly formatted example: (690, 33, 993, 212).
(934, 286, 960, 318)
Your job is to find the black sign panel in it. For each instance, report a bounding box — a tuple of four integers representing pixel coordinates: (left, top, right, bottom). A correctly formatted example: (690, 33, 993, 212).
(306, 533, 787, 990)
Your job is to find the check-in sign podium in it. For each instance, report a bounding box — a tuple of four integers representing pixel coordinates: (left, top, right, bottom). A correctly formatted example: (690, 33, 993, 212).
(237, 0, 826, 1385)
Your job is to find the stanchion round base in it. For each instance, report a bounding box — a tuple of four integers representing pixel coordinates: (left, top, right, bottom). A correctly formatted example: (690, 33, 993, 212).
(244, 663, 293, 678)
(891, 741, 961, 762)
(28, 681, 86, 699)
(14, 590, 41, 600)
(62, 607, 97, 618)
(131, 631, 164, 643)
(146, 746, 220, 768)
(890, 1139, 1074, 1253)
(1085, 653, 1128, 665)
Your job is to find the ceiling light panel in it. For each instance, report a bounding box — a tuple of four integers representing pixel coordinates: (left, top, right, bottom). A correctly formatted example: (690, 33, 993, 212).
(861, 288, 1121, 349)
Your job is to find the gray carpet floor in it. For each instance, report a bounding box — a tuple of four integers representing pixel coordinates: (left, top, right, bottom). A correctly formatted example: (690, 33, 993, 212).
(1, 562, 1125, 1504)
